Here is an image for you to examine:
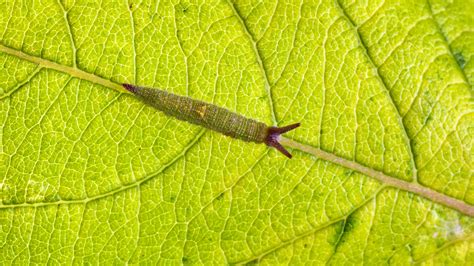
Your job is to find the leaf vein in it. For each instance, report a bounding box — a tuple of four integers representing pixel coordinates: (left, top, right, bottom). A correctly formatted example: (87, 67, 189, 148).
(426, 0, 471, 86)
(335, 0, 418, 182)
(225, 0, 277, 124)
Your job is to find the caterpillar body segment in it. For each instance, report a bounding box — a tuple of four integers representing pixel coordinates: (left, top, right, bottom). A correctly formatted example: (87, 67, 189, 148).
(123, 84, 300, 158)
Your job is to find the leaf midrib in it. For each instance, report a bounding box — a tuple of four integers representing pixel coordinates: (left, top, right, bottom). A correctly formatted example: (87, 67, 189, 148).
(1, 43, 472, 217)
(280, 137, 474, 216)
(0, 44, 127, 94)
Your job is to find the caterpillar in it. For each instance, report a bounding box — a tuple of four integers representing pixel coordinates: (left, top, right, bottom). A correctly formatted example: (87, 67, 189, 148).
(123, 84, 300, 158)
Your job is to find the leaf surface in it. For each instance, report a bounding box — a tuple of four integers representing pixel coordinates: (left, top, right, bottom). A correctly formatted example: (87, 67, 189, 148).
(1, 0, 473, 264)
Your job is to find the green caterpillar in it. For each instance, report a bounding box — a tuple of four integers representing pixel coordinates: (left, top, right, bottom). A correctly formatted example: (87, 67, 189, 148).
(123, 84, 300, 158)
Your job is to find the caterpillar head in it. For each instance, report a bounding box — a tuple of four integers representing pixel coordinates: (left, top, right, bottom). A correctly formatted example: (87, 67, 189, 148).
(265, 123, 300, 159)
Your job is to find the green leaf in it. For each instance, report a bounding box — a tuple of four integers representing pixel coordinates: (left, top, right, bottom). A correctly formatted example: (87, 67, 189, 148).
(1, 0, 473, 264)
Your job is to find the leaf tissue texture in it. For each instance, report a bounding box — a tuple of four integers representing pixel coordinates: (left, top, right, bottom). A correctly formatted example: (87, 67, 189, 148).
(0, 0, 473, 264)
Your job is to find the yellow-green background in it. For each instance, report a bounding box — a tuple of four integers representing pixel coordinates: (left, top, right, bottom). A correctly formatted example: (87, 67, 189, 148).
(1, 0, 473, 264)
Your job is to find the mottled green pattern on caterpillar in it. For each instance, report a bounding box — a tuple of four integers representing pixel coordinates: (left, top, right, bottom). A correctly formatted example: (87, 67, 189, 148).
(127, 84, 268, 143)
(124, 83, 300, 158)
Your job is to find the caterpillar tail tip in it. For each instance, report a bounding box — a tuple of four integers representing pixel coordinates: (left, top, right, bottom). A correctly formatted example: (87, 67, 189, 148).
(122, 83, 136, 93)
(265, 123, 300, 159)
